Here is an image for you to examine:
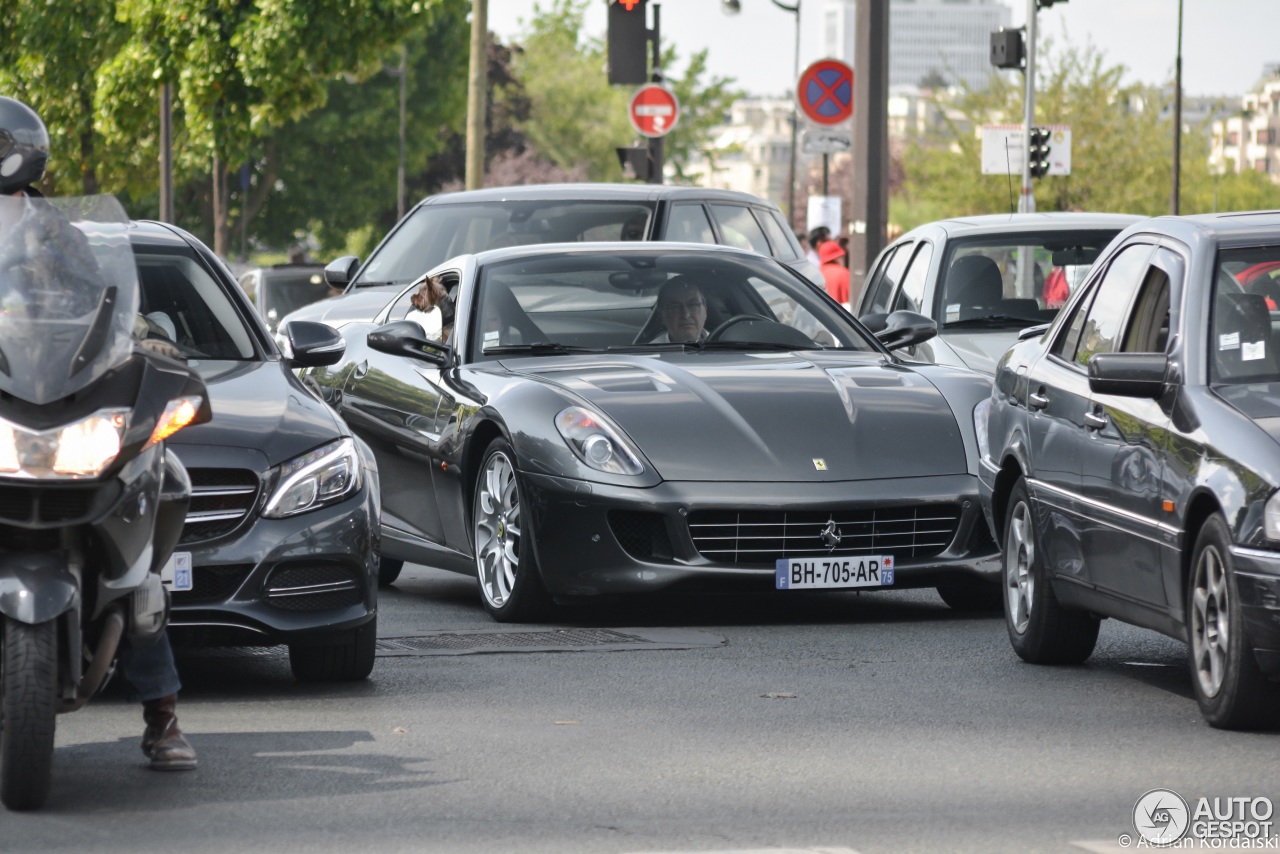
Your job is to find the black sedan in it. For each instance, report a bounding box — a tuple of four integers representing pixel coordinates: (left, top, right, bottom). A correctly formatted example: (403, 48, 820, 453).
(978, 211, 1280, 728)
(129, 222, 380, 681)
(299, 243, 1001, 622)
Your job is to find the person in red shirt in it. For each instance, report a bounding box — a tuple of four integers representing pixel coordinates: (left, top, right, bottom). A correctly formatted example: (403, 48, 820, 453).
(819, 239, 850, 307)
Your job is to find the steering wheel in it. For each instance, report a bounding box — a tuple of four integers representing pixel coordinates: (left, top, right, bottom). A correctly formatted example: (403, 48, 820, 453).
(705, 314, 770, 343)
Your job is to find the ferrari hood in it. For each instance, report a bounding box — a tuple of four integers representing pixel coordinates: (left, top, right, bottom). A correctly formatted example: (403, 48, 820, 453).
(516, 354, 968, 482)
(279, 286, 398, 329)
(167, 360, 344, 466)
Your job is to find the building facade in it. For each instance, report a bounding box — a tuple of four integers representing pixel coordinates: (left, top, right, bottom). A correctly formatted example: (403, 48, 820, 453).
(1211, 70, 1280, 183)
(822, 0, 1011, 91)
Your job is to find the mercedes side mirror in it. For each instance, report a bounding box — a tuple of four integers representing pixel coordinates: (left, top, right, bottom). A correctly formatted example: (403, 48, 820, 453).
(285, 321, 345, 368)
(367, 320, 452, 367)
(323, 255, 360, 290)
(1088, 352, 1168, 398)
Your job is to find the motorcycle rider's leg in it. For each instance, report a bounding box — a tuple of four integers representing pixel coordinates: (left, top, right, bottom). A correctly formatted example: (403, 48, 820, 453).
(118, 633, 198, 771)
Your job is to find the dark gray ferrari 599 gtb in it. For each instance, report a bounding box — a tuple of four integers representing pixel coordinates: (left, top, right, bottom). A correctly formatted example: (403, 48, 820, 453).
(298, 243, 1000, 621)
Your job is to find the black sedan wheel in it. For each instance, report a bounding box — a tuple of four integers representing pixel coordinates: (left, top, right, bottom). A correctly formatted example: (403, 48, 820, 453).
(288, 617, 377, 682)
(472, 438, 553, 623)
(375, 555, 404, 587)
(1187, 515, 1279, 729)
(1003, 477, 1099, 664)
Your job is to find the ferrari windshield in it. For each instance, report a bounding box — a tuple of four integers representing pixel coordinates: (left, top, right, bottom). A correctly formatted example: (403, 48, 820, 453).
(355, 200, 657, 289)
(936, 229, 1123, 328)
(0, 195, 138, 405)
(461, 248, 876, 361)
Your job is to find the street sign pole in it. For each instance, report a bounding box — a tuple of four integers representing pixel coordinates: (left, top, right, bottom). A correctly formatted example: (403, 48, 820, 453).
(850, 0, 888, 296)
(1019, 0, 1037, 214)
(647, 3, 663, 185)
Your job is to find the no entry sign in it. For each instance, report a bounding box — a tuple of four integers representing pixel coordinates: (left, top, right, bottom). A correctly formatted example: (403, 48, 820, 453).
(629, 84, 680, 138)
(797, 59, 854, 126)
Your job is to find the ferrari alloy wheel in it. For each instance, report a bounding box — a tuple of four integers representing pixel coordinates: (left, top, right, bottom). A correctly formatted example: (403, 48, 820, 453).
(1002, 477, 1099, 665)
(472, 438, 553, 623)
(1187, 514, 1278, 729)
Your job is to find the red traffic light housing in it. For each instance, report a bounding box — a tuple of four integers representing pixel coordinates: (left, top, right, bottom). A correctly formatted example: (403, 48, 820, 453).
(607, 0, 649, 85)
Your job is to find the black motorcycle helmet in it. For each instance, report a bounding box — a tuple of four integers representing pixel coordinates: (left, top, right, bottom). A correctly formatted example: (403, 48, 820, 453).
(0, 96, 50, 195)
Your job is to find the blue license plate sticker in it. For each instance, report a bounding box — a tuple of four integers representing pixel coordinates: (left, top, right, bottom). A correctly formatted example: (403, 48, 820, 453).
(775, 555, 894, 590)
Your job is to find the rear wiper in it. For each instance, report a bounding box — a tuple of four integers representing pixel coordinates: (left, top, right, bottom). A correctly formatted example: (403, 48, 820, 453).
(484, 343, 598, 355)
(944, 314, 1044, 328)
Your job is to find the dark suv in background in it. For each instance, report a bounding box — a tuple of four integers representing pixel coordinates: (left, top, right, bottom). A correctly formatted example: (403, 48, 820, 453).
(280, 184, 820, 330)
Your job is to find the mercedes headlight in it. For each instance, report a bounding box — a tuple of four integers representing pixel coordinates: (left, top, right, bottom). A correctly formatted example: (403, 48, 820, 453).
(973, 397, 992, 463)
(262, 437, 362, 518)
(1265, 490, 1280, 542)
(0, 409, 130, 479)
(555, 406, 644, 476)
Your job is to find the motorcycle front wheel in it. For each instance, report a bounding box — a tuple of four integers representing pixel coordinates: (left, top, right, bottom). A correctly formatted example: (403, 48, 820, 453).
(1, 617, 58, 811)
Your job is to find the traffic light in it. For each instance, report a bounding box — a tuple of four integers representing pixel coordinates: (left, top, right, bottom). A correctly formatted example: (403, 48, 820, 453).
(607, 0, 649, 85)
(989, 29, 1024, 70)
(1028, 127, 1052, 178)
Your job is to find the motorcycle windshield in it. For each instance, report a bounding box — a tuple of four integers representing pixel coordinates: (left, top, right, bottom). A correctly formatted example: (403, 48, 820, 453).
(0, 195, 140, 405)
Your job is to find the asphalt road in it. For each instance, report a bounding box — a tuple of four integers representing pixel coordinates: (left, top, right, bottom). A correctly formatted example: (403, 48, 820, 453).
(7, 564, 1277, 854)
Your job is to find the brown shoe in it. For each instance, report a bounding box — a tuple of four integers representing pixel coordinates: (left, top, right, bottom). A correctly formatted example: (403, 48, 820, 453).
(141, 694, 198, 771)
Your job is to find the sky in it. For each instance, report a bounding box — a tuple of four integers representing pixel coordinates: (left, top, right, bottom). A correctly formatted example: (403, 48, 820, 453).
(484, 0, 1277, 100)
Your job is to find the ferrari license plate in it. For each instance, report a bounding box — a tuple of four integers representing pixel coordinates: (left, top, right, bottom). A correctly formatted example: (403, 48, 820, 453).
(775, 555, 894, 590)
(160, 551, 193, 593)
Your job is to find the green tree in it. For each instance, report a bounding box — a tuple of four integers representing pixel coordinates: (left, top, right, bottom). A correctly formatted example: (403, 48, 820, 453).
(510, 0, 741, 183)
(97, 0, 440, 255)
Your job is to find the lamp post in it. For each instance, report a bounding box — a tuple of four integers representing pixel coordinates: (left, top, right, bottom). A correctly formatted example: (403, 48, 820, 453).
(722, 0, 802, 224)
(1171, 0, 1184, 214)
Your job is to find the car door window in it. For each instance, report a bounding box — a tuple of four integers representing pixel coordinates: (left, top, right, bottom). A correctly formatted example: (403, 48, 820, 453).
(756, 207, 798, 260)
(708, 204, 769, 254)
(1071, 243, 1155, 367)
(892, 241, 934, 313)
(384, 271, 461, 342)
(1121, 257, 1176, 354)
(863, 243, 911, 314)
(665, 204, 716, 245)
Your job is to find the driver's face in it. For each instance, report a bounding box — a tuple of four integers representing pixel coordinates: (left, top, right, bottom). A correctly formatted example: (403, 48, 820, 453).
(660, 284, 706, 343)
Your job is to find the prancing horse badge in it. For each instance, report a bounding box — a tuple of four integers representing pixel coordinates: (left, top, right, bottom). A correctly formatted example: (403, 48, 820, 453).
(812, 458, 827, 471)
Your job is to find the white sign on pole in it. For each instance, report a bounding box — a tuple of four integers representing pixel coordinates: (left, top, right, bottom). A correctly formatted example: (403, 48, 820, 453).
(801, 129, 852, 156)
(807, 195, 842, 236)
(981, 124, 1072, 176)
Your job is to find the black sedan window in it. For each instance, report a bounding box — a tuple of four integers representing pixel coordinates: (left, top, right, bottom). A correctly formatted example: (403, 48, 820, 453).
(1212, 245, 1280, 384)
(468, 251, 875, 360)
(135, 248, 256, 360)
(356, 201, 657, 289)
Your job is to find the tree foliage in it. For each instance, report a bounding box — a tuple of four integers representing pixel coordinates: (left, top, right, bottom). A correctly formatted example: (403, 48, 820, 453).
(894, 43, 1280, 230)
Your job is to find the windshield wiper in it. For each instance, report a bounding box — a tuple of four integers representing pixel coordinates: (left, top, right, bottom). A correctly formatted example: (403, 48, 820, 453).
(484, 343, 598, 355)
(694, 340, 800, 351)
(944, 314, 1044, 328)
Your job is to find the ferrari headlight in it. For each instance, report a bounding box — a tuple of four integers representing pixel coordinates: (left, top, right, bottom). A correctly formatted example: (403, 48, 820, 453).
(0, 409, 130, 479)
(1265, 490, 1280, 542)
(973, 397, 992, 463)
(555, 407, 644, 476)
(262, 437, 362, 518)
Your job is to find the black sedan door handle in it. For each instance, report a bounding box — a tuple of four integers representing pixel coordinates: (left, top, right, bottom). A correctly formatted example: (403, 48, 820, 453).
(1028, 391, 1049, 411)
(1083, 410, 1108, 431)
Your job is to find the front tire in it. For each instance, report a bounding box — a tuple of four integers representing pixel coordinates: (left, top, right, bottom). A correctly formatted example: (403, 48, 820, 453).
(936, 581, 1003, 612)
(1, 618, 58, 811)
(375, 555, 404, 588)
(1003, 478, 1099, 664)
(288, 617, 377, 682)
(472, 438, 554, 623)
(1187, 515, 1279, 729)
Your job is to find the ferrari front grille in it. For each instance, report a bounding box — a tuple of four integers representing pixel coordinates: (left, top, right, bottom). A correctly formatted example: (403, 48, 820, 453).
(687, 505, 961, 565)
(179, 468, 260, 545)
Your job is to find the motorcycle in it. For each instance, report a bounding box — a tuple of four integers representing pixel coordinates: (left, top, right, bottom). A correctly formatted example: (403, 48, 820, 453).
(0, 195, 209, 811)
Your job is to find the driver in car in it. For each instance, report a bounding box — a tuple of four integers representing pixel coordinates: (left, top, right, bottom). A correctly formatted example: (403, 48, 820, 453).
(652, 276, 708, 343)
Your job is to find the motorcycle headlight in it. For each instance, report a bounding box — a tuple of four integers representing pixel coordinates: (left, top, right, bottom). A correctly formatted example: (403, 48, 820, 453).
(262, 437, 362, 518)
(0, 408, 130, 479)
(555, 406, 644, 476)
(973, 397, 992, 464)
(1265, 490, 1280, 542)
